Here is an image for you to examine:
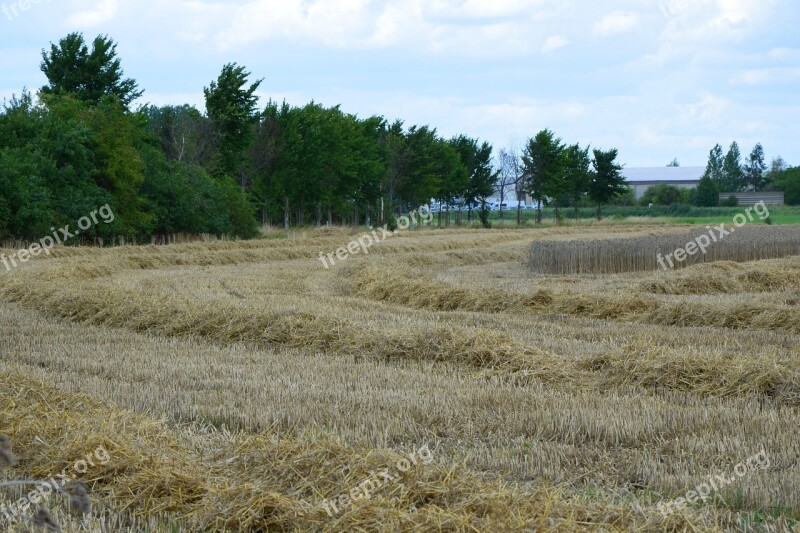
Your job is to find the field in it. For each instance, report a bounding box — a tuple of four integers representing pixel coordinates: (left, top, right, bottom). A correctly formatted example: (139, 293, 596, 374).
(487, 205, 800, 226)
(1, 223, 799, 532)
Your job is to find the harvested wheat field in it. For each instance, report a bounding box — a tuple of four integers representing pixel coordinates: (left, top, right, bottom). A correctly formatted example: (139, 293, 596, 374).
(1, 224, 799, 532)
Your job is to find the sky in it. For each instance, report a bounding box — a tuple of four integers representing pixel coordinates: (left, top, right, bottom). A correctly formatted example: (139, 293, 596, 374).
(1, 0, 798, 167)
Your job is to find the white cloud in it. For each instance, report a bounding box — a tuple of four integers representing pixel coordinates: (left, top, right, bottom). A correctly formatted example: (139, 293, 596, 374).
(541, 35, 569, 53)
(593, 11, 639, 37)
(730, 67, 800, 85)
(658, 0, 775, 44)
(65, 0, 119, 28)
(209, 0, 559, 56)
(767, 48, 800, 60)
(676, 93, 729, 123)
(423, 0, 549, 20)
(6, 0, 799, 167)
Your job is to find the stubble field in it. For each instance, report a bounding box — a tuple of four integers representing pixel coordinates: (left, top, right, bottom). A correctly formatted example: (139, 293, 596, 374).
(1, 224, 799, 532)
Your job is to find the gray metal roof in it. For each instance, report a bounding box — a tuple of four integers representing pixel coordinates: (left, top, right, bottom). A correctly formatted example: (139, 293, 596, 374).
(621, 167, 704, 183)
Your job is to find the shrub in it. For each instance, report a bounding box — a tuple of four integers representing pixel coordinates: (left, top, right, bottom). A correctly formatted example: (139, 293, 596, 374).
(694, 176, 720, 207)
(721, 195, 739, 207)
(479, 205, 491, 228)
(640, 184, 683, 206)
(386, 214, 398, 232)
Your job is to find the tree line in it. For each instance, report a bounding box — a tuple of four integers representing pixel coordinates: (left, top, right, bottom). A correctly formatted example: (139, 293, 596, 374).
(494, 130, 628, 224)
(1, 32, 633, 240)
(691, 142, 798, 206)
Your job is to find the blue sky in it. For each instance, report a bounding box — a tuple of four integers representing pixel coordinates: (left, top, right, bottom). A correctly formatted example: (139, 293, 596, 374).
(1, 0, 798, 167)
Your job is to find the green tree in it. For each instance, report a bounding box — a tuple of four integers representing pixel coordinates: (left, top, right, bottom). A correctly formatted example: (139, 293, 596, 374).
(402, 125, 447, 212)
(40, 33, 143, 108)
(563, 143, 592, 220)
(435, 138, 468, 226)
(451, 135, 497, 221)
(721, 141, 744, 193)
(702, 144, 724, 186)
(743, 143, 767, 191)
(522, 129, 565, 223)
(694, 175, 720, 207)
(204, 63, 263, 180)
(773, 167, 800, 205)
(588, 148, 627, 220)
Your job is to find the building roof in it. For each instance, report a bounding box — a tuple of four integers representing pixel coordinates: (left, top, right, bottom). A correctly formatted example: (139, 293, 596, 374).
(621, 167, 704, 183)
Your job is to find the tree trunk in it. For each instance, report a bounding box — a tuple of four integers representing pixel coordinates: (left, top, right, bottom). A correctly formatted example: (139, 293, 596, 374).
(284, 197, 290, 230)
(316, 202, 322, 227)
(596, 203, 602, 221)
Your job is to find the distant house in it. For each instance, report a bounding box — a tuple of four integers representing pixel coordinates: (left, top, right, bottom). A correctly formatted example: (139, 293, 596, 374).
(622, 167, 704, 200)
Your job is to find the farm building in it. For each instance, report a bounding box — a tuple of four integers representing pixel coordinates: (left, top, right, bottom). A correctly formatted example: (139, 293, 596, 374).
(719, 191, 785, 206)
(622, 167, 704, 199)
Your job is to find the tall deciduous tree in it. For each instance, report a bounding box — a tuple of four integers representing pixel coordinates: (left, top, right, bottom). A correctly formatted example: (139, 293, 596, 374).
(563, 143, 592, 220)
(204, 63, 263, 180)
(495, 148, 519, 221)
(589, 148, 627, 220)
(522, 129, 565, 224)
(40, 33, 143, 109)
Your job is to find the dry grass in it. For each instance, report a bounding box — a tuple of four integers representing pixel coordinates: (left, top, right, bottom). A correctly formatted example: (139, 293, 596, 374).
(0, 224, 798, 531)
(2, 371, 749, 532)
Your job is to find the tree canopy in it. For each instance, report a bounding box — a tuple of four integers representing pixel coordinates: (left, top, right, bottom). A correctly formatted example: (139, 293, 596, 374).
(522, 129, 565, 223)
(589, 149, 627, 220)
(2, 32, 650, 240)
(40, 33, 143, 109)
